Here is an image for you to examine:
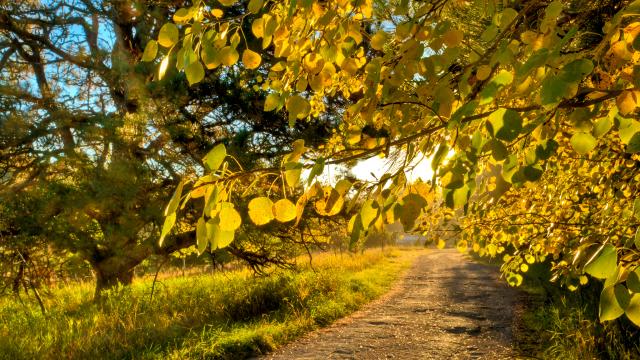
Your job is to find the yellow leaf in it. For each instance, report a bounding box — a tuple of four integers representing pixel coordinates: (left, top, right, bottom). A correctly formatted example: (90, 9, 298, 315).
(218, 206, 242, 231)
(476, 65, 491, 81)
(185, 60, 205, 85)
(242, 49, 262, 69)
(314, 187, 344, 216)
(443, 29, 464, 47)
(273, 199, 296, 222)
(303, 53, 324, 75)
(141, 40, 158, 62)
(164, 181, 184, 216)
(173, 8, 192, 23)
(248, 197, 275, 225)
(219, 0, 236, 6)
(252, 18, 264, 38)
(211, 9, 224, 18)
(264, 93, 281, 111)
(286, 95, 311, 121)
(219, 46, 239, 66)
(158, 23, 179, 48)
(617, 91, 638, 115)
(201, 45, 220, 69)
(196, 217, 208, 254)
(284, 162, 302, 187)
(371, 30, 388, 51)
(158, 55, 170, 80)
(159, 213, 176, 246)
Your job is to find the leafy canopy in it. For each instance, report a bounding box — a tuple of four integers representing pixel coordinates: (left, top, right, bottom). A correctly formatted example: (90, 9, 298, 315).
(144, 0, 640, 326)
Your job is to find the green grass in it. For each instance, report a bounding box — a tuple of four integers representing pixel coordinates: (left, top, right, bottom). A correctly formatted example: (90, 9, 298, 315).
(514, 262, 640, 359)
(0, 248, 418, 359)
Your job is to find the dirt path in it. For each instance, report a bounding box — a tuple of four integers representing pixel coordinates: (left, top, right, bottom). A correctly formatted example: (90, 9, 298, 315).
(264, 249, 522, 360)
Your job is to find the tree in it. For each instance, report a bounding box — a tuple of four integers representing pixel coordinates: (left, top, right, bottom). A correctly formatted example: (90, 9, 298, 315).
(149, 0, 640, 326)
(0, 0, 336, 299)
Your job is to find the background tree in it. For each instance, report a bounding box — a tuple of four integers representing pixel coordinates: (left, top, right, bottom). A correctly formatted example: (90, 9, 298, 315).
(0, 0, 337, 299)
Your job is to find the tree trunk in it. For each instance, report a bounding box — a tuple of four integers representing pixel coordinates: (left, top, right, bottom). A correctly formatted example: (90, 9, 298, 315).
(92, 260, 136, 301)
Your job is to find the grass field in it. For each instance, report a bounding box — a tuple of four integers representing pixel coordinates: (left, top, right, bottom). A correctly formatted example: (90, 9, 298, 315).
(0, 248, 419, 359)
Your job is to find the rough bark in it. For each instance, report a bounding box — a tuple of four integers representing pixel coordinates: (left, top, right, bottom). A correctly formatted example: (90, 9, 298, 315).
(92, 259, 136, 300)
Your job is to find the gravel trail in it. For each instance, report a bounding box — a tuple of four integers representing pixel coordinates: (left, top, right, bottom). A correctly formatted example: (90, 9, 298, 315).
(264, 249, 522, 360)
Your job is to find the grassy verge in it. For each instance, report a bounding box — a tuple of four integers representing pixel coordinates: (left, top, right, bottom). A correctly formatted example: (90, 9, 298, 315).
(512, 263, 640, 359)
(467, 252, 640, 358)
(0, 248, 419, 359)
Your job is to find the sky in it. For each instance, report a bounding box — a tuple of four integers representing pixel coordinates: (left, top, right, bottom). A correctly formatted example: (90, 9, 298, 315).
(305, 151, 437, 187)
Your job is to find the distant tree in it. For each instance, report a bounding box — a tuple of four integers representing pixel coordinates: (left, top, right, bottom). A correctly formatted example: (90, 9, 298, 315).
(0, 0, 337, 299)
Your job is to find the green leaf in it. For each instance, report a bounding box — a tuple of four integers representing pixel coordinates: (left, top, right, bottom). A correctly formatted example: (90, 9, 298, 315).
(248, 197, 275, 225)
(196, 217, 208, 255)
(626, 294, 640, 326)
(431, 144, 449, 171)
(484, 139, 508, 161)
(559, 59, 594, 83)
(627, 133, 640, 153)
(141, 40, 158, 62)
(348, 214, 363, 250)
(616, 284, 631, 309)
(185, 61, 205, 85)
(486, 108, 522, 142)
(159, 212, 176, 246)
(450, 100, 478, 126)
(396, 194, 427, 231)
(479, 70, 513, 105)
(517, 49, 549, 78)
(584, 244, 617, 279)
(627, 268, 640, 293)
(600, 285, 625, 322)
(619, 119, 640, 144)
(286, 95, 311, 125)
(522, 165, 544, 181)
(440, 170, 464, 189)
(593, 117, 613, 138)
(570, 132, 597, 155)
(165, 181, 184, 216)
(284, 162, 303, 188)
(201, 45, 220, 69)
(307, 158, 325, 185)
(540, 76, 569, 106)
(248, 0, 264, 13)
(498, 8, 518, 30)
(158, 23, 179, 48)
(480, 24, 499, 42)
(534, 139, 559, 161)
(202, 144, 226, 171)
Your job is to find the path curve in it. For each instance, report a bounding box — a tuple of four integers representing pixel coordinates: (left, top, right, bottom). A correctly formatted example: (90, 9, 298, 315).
(264, 249, 521, 360)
